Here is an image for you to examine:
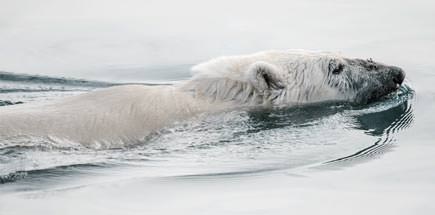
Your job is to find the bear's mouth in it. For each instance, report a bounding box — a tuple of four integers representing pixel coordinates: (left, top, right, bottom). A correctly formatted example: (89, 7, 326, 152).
(363, 83, 402, 104)
(360, 66, 405, 104)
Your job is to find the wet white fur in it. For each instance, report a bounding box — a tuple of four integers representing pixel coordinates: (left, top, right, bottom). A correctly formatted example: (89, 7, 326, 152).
(185, 50, 347, 105)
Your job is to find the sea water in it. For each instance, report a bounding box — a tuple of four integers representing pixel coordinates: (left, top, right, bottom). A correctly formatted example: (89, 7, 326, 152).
(1, 0, 435, 214)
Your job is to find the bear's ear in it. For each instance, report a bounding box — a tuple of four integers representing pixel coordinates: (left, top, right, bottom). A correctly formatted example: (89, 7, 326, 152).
(246, 61, 285, 93)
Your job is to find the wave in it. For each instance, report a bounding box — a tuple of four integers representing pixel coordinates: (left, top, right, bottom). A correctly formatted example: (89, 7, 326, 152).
(0, 163, 111, 184)
(0, 100, 23, 106)
(0, 71, 175, 106)
(0, 172, 27, 184)
(0, 71, 115, 88)
(0, 71, 176, 89)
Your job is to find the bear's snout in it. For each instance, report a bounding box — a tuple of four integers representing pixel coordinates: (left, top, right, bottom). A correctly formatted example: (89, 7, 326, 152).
(391, 67, 405, 86)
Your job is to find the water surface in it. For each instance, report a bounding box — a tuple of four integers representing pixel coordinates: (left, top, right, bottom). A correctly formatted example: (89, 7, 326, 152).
(1, 0, 435, 214)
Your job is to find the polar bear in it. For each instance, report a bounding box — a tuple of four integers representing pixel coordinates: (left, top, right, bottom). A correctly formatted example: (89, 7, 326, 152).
(0, 50, 405, 147)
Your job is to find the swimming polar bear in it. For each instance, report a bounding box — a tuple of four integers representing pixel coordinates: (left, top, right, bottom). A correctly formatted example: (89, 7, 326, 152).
(0, 50, 405, 147)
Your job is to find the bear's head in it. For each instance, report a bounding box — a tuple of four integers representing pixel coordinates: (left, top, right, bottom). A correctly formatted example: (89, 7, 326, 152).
(187, 50, 405, 106)
(325, 56, 405, 104)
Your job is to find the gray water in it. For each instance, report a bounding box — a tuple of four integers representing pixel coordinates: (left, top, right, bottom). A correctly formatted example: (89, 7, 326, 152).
(1, 0, 435, 214)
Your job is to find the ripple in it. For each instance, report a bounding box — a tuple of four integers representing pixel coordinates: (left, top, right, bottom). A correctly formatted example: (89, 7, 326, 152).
(0, 100, 23, 106)
(323, 84, 415, 167)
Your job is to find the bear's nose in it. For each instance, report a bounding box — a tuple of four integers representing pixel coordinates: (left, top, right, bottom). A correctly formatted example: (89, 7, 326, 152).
(391, 66, 405, 85)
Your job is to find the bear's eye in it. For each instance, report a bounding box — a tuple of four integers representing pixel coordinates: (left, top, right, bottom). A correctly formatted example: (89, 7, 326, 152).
(368, 64, 378, 70)
(332, 64, 344, 75)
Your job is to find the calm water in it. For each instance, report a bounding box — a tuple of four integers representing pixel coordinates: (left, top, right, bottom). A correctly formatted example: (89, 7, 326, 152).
(1, 0, 435, 214)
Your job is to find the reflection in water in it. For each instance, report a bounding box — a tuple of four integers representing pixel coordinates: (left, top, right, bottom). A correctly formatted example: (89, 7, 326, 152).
(355, 101, 414, 136)
(245, 97, 415, 168)
(325, 98, 414, 166)
(246, 102, 345, 133)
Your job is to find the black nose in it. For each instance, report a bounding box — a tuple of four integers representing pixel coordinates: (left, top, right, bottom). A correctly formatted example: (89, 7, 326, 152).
(391, 67, 405, 85)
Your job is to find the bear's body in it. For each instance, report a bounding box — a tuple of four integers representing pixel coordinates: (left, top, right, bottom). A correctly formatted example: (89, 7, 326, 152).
(0, 50, 405, 147)
(0, 85, 231, 147)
